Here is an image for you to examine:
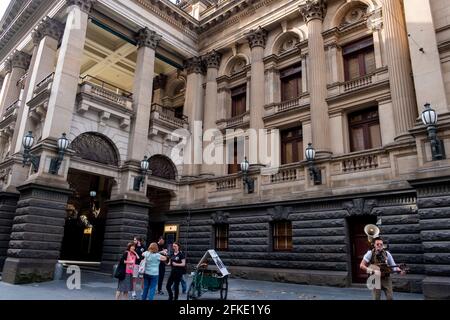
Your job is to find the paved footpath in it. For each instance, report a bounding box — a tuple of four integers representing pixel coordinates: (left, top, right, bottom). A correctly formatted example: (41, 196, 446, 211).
(0, 270, 423, 300)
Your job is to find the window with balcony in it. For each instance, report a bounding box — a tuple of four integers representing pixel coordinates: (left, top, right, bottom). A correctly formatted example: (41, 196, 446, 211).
(281, 127, 303, 165)
(280, 64, 302, 101)
(231, 85, 246, 117)
(214, 224, 229, 251)
(272, 221, 292, 251)
(343, 37, 376, 81)
(174, 105, 184, 119)
(348, 107, 382, 152)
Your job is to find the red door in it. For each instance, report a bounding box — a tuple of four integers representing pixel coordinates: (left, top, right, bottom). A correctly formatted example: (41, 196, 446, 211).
(349, 216, 376, 283)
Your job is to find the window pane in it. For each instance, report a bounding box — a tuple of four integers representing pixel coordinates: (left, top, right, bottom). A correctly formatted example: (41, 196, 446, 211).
(285, 143, 293, 164)
(297, 141, 303, 161)
(364, 50, 376, 74)
(273, 221, 292, 251)
(351, 127, 365, 151)
(369, 123, 382, 148)
(347, 56, 360, 80)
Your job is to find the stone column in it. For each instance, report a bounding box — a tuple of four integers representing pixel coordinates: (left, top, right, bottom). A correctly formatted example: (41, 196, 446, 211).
(201, 50, 222, 176)
(0, 52, 31, 118)
(41, 0, 94, 140)
(101, 199, 151, 272)
(127, 27, 160, 162)
(300, 0, 331, 156)
(403, 0, 449, 114)
(382, 0, 417, 140)
(246, 27, 267, 164)
(183, 57, 204, 177)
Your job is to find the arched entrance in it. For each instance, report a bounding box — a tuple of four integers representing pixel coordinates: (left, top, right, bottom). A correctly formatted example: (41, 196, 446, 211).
(146, 155, 177, 248)
(60, 132, 119, 262)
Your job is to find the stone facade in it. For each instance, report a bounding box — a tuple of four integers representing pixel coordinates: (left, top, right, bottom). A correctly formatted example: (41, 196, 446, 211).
(0, 0, 449, 299)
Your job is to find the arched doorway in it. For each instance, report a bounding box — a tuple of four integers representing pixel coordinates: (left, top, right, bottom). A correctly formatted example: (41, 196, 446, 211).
(60, 132, 119, 262)
(146, 155, 177, 248)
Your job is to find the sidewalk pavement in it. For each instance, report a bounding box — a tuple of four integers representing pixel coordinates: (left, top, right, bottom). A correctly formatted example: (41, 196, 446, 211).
(0, 270, 423, 300)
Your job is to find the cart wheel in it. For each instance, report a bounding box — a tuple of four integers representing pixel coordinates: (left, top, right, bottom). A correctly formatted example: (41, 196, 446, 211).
(220, 276, 228, 300)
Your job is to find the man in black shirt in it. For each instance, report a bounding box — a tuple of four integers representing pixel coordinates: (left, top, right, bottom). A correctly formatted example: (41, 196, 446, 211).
(157, 237, 168, 295)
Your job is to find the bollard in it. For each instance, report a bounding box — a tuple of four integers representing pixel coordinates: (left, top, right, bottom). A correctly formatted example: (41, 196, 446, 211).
(54, 262, 64, 280)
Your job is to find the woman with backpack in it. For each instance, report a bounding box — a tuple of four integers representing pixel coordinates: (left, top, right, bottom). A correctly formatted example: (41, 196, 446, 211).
(140, 242, 167, 300)
(115, 242, 138, 300)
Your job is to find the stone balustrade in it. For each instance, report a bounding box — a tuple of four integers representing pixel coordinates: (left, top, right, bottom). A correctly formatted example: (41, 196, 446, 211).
(151, 103, 188, 129)
(216, 176, 240, 191)
(79, 76, 133, 110)
(341, 153, 380, 172)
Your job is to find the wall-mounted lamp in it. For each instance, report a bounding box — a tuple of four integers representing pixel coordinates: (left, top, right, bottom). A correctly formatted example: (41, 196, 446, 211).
(133, 156, 150, 191)
(22, 131, 40, 173)
(49, 133, 69, 174)
(240, 157, 254, 194)
(305, 143, 322, 185)
(421, 103, 445, 161)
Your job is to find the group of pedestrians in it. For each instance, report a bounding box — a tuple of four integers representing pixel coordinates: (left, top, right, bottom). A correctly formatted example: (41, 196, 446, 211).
(115, 236, 187, 300)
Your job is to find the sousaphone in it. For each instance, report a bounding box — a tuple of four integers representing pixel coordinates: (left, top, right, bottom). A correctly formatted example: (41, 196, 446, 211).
(364, 224, 380, 248)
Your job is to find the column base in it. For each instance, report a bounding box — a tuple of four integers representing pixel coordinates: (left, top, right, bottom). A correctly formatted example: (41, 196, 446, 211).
(0, 192, 19, 271)
(1, 182, 71, 284)
(1, 258, 56, 284)
(422, 276, 450, 299)
(315, 149, 333, 159)
(101, 198, 151, 271)
(394, 132, 415, 142)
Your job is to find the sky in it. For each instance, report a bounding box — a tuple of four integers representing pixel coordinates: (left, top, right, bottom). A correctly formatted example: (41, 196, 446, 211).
(0, 0, 10, 23)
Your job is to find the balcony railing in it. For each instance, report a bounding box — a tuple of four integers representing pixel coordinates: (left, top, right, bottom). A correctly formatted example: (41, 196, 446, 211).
(79, 75, 133, 110)
(343, 74, 373, 92)
(33, 72, 54, 96)
(341, 153, 380, 173)
(216, 176, 240, 191)
(150, 103, 188, 129)
(270, 166, 299, 184)
(264, 94, 309, 119)
(2, 100, 20, 120)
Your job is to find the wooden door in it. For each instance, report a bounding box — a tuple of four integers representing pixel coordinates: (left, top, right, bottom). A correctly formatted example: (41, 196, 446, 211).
(349, 216, 376, 283)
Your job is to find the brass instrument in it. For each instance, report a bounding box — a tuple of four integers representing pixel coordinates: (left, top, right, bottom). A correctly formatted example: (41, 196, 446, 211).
(364, 224, 380, 248)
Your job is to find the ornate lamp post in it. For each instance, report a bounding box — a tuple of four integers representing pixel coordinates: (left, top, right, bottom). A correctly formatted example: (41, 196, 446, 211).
(305, 143, 322, 185)
(133, 156, 150, 191)
(49, 133, 69, 174)
(421, 103, 445, 160)
(240, 157, 254, 194)
(22, 131, 40, 173)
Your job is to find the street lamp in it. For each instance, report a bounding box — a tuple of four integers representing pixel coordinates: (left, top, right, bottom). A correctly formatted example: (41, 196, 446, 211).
(421, 103, 445, 160)
(49, 133, 69, 174)
(133, 156, 150, 191)
(305, 143, 321, 185)
(240, 157, 254, 194)
(22, 131, 40, 173)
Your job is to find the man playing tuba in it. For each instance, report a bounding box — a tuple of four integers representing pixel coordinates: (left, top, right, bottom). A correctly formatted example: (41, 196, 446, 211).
(360, 236, 406, 300)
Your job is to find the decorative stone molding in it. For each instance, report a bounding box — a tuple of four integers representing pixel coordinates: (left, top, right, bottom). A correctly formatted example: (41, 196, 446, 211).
(204, 50, 222, 69)
(343, 198, 377, 215)
(7, 51, 31, 71)
(367, 7, 383, 31)
(340, 4, 367, 27)
(184, 56, 204, 74)
(268, 206, 292, 221)
(32, 18, 65, 45)
(300, 0, 327, 23)
(211, 210, 229, 224)
(136, 27, 162, 50)
(66, 0, 96, 14)
(246, 26, 268, 49)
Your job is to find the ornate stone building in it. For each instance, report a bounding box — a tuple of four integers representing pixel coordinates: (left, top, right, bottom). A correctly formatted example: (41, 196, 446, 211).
(0, 0, 449, 299)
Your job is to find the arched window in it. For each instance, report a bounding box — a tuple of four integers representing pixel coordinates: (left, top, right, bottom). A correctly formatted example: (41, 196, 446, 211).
(70, 132, 119, 166)
(148, 155, 177, 180)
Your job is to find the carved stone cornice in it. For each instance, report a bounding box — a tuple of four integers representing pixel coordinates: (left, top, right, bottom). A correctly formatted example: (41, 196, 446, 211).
(203, 50, 222, 69)
(6, 51, 31, 72)
(211, 210, 229, 224)
(268, 206, 292, 221)
(184, 56, 205, 74)
(32, 18, 65, 45)
(136, 27, 162, 50)
(66, 0, 96, 14)
(300, 0, 327, 23)
(246, 26, 268, 49)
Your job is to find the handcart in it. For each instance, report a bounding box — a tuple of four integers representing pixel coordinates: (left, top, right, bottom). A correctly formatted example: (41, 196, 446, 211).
(187, 249, 230, 300)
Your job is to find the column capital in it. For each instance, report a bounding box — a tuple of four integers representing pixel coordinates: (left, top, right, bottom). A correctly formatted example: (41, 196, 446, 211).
(136, 27, 162, 50)
(300, 0, 327, 23)
(6, 51, 31, 71)
(246, 26, 268, 49)
(66, 0, 96, 14)
(203, 50, 222, 69)
(32, 18, 65, 45)
(367, 8, 383, 31)
(184, 56, 205, 75)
